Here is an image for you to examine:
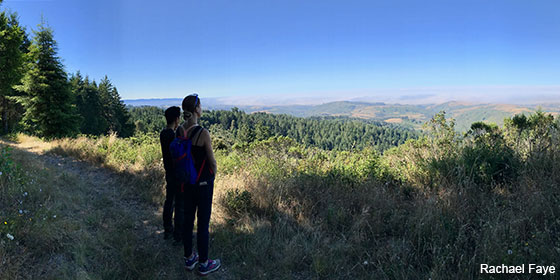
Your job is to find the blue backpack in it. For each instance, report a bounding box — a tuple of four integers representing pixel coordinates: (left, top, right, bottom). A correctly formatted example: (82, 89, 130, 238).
(170, 126, 202, 186)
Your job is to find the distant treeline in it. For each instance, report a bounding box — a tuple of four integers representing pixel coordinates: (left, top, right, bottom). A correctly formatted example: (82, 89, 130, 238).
(0, 8, 132, 138)
(128, 106, 167, 136)
(129, 106, 418, 152)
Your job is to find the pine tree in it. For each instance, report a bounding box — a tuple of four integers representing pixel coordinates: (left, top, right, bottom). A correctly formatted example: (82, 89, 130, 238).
(98, 76, 134, 137)
(0, 8, 25, 133)
(68, 71, 85, 128)
(237, 123, 254, 143)
(98, 76, 115, 131)
(85, 78, 107, 135)
(111, 87, 134, 137)
(17, 21, 78, 138)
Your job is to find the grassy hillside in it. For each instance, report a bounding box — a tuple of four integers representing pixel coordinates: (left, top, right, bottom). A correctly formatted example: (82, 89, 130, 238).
(279, 101, 560, 131)
(167, 100, 559, 132)
(125, 98, 560, 132)
(2, 111, 559, 279)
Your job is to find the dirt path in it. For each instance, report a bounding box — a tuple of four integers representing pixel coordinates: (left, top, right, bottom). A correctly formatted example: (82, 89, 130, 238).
(3, 139, 229, 279)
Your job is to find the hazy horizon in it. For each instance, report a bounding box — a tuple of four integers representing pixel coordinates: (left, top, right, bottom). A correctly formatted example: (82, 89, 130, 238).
(123, 85, 560, 106)
(4, 0, 560, 103)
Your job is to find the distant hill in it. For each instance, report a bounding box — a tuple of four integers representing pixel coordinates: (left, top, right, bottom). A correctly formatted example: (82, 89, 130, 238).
(124, 98, 182, 107)
(123, 98, 235, 110)
(251, 101, 560, 131)
(124, 98, 560, 131)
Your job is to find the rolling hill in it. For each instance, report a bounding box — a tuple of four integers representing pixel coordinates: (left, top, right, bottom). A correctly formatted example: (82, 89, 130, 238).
(124, 98, 560, 131)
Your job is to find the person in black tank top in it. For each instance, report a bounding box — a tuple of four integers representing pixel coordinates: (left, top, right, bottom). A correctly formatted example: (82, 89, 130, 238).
(178, 94, 221, 276)
(160, 106, 183, 242)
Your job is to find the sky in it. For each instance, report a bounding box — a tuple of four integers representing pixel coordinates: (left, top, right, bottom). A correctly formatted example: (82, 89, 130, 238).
(2, 0, 560, 104)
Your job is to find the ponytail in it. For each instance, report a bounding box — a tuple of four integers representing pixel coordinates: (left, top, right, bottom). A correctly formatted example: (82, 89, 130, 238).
(184, 111, 193, 121)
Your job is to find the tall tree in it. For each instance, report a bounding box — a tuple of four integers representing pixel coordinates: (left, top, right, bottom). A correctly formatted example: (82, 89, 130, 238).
(110, 86, 134, 137)
(0, 7, 25, 133)
(77, 77, 107, 135)
(98, 75, 134, 137)
(17, 20, 78, 138)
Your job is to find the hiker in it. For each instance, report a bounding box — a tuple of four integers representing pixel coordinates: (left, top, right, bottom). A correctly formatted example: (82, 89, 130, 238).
(160, 106, 184, 243)
(178, 94, 221, 275)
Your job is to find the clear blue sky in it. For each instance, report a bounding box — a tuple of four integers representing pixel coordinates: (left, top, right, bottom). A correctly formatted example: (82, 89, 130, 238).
(3, 0, 560, 103)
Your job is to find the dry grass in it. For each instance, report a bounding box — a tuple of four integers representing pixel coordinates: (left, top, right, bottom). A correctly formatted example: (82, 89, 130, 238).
(3, 112, 560, 280)
(384, 118, 403, 124)
(1, 136, 193, 279)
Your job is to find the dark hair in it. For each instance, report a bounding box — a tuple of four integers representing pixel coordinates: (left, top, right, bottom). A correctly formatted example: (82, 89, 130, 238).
(164, 106, 181, 125)
(182, 94, 200, 119)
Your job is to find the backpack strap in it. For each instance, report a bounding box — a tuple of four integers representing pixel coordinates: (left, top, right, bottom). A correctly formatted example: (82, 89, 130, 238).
(196, 159, 206, 183)
(188, 126, 203, 144)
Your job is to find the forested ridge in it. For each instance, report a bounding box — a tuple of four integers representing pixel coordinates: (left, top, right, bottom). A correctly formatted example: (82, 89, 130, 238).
(131, 106, 418, 152)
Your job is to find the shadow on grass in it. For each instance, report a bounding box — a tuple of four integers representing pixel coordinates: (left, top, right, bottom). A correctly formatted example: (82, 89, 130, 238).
(30, 140, 560, 280)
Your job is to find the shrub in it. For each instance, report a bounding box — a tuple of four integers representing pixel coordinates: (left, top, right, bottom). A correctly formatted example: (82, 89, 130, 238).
(222, 189, 254, 218)
(461, 122, 519, 187)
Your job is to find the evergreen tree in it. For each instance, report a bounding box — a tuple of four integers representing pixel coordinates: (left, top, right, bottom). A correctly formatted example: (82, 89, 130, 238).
(71, 73, 134, 137)
(68, 71, 85, 128)
(85, 78, 107, 134)
(0, 8, 25, 133)
(237, 123, 254, 143)
(255, 123, 271, 141)
(17, 21, 78, 138)
(98, 76, 115, 131)
(100, 76, 134, 137)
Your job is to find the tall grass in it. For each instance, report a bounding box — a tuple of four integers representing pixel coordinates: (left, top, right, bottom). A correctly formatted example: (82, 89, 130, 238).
(5, 111, 559, 279)
(0, 143, 87, 278)
(1, 135, 188, 279)
(49, 132, 165, 205)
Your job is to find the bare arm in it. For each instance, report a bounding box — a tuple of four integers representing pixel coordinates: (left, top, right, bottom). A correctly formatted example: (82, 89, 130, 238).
(200, 129, 217, 174)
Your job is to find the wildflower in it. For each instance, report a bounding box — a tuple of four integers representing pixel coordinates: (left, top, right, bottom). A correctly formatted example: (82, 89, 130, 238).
(19, 210, 23, 214)
(508, 250, 513, 255)
(6, 234, 14, 240)
(363, 260, 369, 265)
(0, 171, 2, 176)
(4, 221, 7, 225)
(525, 242, 528, 246)
(23, 192, 28, 196)
(53, 215, 56, 218)
(40, 188, 42, 192)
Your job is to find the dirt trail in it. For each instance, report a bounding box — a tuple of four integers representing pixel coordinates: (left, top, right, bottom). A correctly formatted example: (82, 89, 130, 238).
(3, 139, 229, 279)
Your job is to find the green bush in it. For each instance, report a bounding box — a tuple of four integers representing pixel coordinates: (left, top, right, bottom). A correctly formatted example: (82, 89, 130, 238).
(222, 189, 254, 217)
(461, 122, 519, 187)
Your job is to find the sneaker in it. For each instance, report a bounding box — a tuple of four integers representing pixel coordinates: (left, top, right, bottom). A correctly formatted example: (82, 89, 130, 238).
(198, 259, 221, 276)
(184, 253, 199, 271)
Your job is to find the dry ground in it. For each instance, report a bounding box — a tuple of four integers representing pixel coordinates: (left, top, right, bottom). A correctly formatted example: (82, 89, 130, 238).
(1, 136, 229, 279)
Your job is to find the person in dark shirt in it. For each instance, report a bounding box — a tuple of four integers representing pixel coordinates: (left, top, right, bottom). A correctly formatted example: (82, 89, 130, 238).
(179, 94, 221, 276)
(160, 106, 183, 243)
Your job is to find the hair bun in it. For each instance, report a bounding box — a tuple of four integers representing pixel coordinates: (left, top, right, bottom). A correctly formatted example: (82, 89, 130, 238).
(184, 111, 193, 118)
